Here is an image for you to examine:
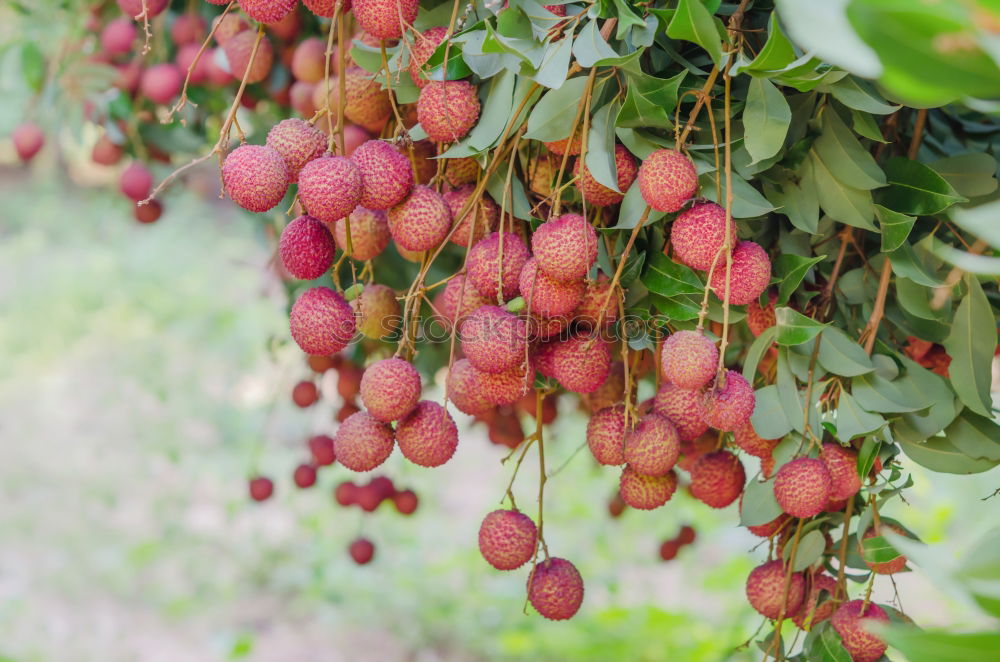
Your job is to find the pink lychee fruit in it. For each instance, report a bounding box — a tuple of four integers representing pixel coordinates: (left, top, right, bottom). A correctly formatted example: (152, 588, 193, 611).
(92, 135, 123, 166)
(574, 274, 621, 329)
(583, 361, 625, 412)
(302, 0, 349, 18)
(552, 335, 611, 394)
(792, 573, 838, 629)
(387, 184, 451, 251)
(290, 37, 333, 83)
(745, 560, 806, 620)
(176, 44, 211, 84)
(279, 215, 336, 280)
(573, 144, 638, 207)
(671, 202, 737, 271)
(118, 0, 168, 18)
(171, 13, 206, 46)
(661, 330, 718, 389)
(409, 26, 448, 87)
(747, 292, 777, 336)
(586, 405, 626, 466)
(479, 509, 537, 570)
(359, 357, 421, 422)
(101, 18, 137, 56)
(446, 358, 493, 416)
(352, 0, 418, 40)
(298, 155, 363, 222)
(140, 63, 183, 104)
(544, 134, 581, 156)
(619, 465, 678, 510)
(476, 361, 535, 406)
(437, 273, 489, 330)
(212, 14, 250, 45)
(746, 511, 791, 538)
(417, 80, 481, 143)
(349, 537, 375, 564)
(773, 457, 833, 518)
(222, 30, 274, 84)
(222, 144, 290, 212)
(709, 240, 772, 306)
(308, 434, 336, 466)
(343, 66, 392, 132)
(733, 422, 780, 459)
(527, 557, 584, 620)
(831, 600, 890, 662)
(332, 206, 390, 260)
(651, 383, 709, 442)
(689, 450, 745, 508)
(289, 286, 357, 355)
(120, 163, 153, 202)
(238, 0, 297, 24)
(623, 413, 680, 477)
(519, 258, 585, 319)
(134, 200, 163, 223)
(531, 213, 597, 283)
(637, 148, 699, 213)
(352, 139, 414, 210)
(266, 118, 326, 183)
(395, 400, 459, 467)
(467, 231, 531, 301)
(820, 442, 862, 501)
(442, 185, 500, 248)
(333, 410, 395, 472)
(702, 370, 755, 431)
(460, 305, 527, 374)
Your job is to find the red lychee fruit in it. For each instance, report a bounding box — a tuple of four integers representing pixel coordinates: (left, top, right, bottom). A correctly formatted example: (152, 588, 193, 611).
(290, 38, 332, 83)
(652, 383, 709, 442)
(222, 144, 289, 212)
(487, 407, 526, 447)
(359, 357, 421, 422)
(608, 492, 627, 518)
(101, 18, 137, 56)
(343, 66, 392, 131)
(619, 465, 678, 510)
(477, 361, 535, 406)
(519, 258, 585, 319)
(213, 14, 250, 45)
(860, 523, 909, 574)
(702, 370, 755, 431)
(176, 44, 211, 84)
(204, 48, 234, 85)
(279, 215, 336, 280)
(302, 0, 348, 18)
(460, 305, 527, 374)
(552, 335, 611, 394)
(445, 156, 480, 187)
(689, 450, 745, 508)
(140, 63, 182, 104)
(746, 511, 790, 538)
(671, 202, 737, 271)
(170, 13, 205, 46)
(120, 163, 153, 202)
(710, 240, 772, 306)
(333, 480, 357, 506)
(352, 283, 401, 339)
(442, 185, 500, 248)
(586, 405, 626, 466)
(574, 274, 622, 329)
(733, 422, 780, 459)
(832, 600, 890, 662)
(527, 557, 584, 620)
(238, 0, 297, 25)
(353, 139, 414, 210)
(478, 509, 537, 571)
(118, 0, 168, 18)
(573, 144, 638, 207)
(332, 206, 390, 260)
(349, 537, 376, 564)
(266, 118, 326, 183)
(308, 434, 337, 466)
(761, 453, 776, 479)
(445, 358, 493, 416)
(820, 442, 862, 501)
(134, 200, 163, 224)
(637, 148, 699, 213)
(531, 213, 597, 283)
(773, 457, 833, 518)
(792, 573, 838, 629)
(659, 539, 681, 561)
(355, 483, 383, 511)
(467, 231, 531, 301)
(417, 80, 481, 143)
(623, 413, 680, 477)
(437, 274, 490, 330)
(293, 463, 318, 488)
(292, 380, 320, 407)
(661, 330, 718, 389)
(745, 560, 806, 620)
(677, 524, 696, 545)
(248, 476, 274, 501)
(747, 292, 777, 336)
(393, 489, 418, 514)
(387, 184, 451, 251)
(544, 134, 581, 156)
(334, 410, 395, 472)
(396, 400, 459, 467)
(337, 361, 363, 400)
(298, 155, 363, 222)
(289, 286, 357, 355)
(582, 361, 625, 412)
(409, 26, 448, 87)
(223, 30, 274, 84)
(92, 135, 123, 166)
(352, 0, 418, 39)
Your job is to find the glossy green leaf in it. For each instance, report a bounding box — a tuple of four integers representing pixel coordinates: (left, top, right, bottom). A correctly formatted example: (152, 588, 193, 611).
(950, 197, 1000, 249)
(572, 19, 619, 67)
(943, 410, 1000, 462)
(857, 437, 881, 478)
(532, 30, 574, 89)
(899, 436, 1000, 475)
(740, 475, 783, 527)
(650, 293, 702, 321)
(764, 170, 819, 233)
(813, 106, 886, 191)
(744, 78, 791, 164)
(784, 529, 827, 571)
(852, 372, 929, 413)
(751, 386, 794, 440)
(585, 100, 622, 192)
(524, 75, 591, 141)
(466, 69, 516, 151)
(836, 392, 885, 442)
(895, 357, 959, 443)
(666, 0, 724, 66)
(807, 151, 876, 230)
(617, 67, 685, 130)
(737, 12, 797, 74)
(875, 204, 915, 252)
(817, 327, 874, 377)
(942, 275, 997, 417)
(881, 157, 967, 215)
(882, 628, 1000, 662)
(641, 252, 704, 297)
(775, 307, 827, 346)
(824, 76, 899, 114)
(774, 254, 825, 305)
(814, 622, 852, 662)
(929, 153, 999, 199)
(699, 170, 777, 218)
(743, 326, 777, 382)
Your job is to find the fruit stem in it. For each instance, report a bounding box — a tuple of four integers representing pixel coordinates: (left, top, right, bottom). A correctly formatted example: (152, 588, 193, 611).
(592, 206, 649, 333)
(861, 257, 892, 355)
(715, 57, 736, 385)
(552, 68, 597, 218)
(535, 388, 550, 560)
(166, 0, 236, 121)
(770, 517, 806, 661)
(834, 495, 856, 603)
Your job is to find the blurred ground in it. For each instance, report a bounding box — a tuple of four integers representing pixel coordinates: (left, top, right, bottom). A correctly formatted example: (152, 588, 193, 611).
(0, 170, 996, 662)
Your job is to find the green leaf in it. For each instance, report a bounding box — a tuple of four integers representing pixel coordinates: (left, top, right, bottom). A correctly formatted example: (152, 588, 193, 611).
(899, 436, 1000, 474)
(817, 327, 874, 377)
(774, 254, 825, 305)
(880, 157, 967, 216)
(616, 67, 685, 130)
(699, 170, 776, 218)
(836, 392, 885, 442)
(824, 76, 899, 114)
(806, 151, 876, 230)
(784, 529, 827, 571)
(743, 326, 778, 382)
(942, 275, 997, 417)
(571, 19, 619, 67)
(775, 307, 827, 346)
(650, 293, 702, 321)
(532, 30, 575, 89)
(585, 100, 623, 193)
(423, 40, 474, 82)
(20, 42, 45, 92)
(929, 153, 999, 199)
(944, 410, 1000, 462)
(889, 241, 942, 287)
(814, 622, 852, 662)
(614, 178, 666, 229)
(813, 106, 886, 191)
(774, 0, 881, 76)
(524, 75, 591, 141)
(950, 198, 1000, 249)
(466, 69, 516, 151)
(851, 109, 888, 143)
(740, 475, 783, 527)
(737, 12, 797, 74)
(750, 386, 794, 440)
(852, 372, 929, 414)
(882, 628, 1000, 662)
(861, 535, 904, 564)
(895, 357, 959, 443)
(744, 78, 791, 164)
(486, 167, 531, 220)
(857, 437, 880, 479)
(875, 204, 915, 252)
(640, 252, 704, 297)
(666, 0, 724, 67)
(764, 170, 819, 234)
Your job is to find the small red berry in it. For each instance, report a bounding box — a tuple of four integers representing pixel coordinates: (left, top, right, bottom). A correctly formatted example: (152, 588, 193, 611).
(349, 538, 375, 564)
(293, 463, 317, 488)
(248, 476, 274, 502)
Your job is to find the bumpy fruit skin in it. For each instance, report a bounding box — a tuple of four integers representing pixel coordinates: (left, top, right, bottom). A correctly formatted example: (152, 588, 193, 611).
(573, 144, 638, 206)
(671, 202, 737, 271)
(860, 523, 908, 574)
(544, 134, 582, 156)
(587, 405, 626, 466)
(396, 400, 459, 467)
(745, 560, 806, 620)
(623, 413, 681, 477)
(417, 81, 481, 142)
(302, 0, 347, 18)
(387, 185, 452, 251)
(690, 450, 745, 508)
(349, 537, 376, 564)
(583, 361, 625, 412)
(575, 274, 621, 328)
(359, 357, 421, 422)
(352, 139, 414, 210)
(289, 286, 357, 355)
(266, 119, 326, 183)
(333, 206, 390, 260)
(533, 342, 558, 380)
(652, 383, 709, 442)
(746, 510, 790, 538)
(238, 0, 297, 24)
(773, 458, 833, 518)
(619, 465, 678, 510)
(747, 293, 777, 336)
(442, 185, 500, 247)
(733, 422, 779, 459)
(248, 476, 274, 501)
(334, 411, 395, 472)
(353, 0, 418, 39)
(661, 330, 718, 389)
(298, 155, 363, 222)
(479, 509, 537, 570)
(792, 573, 838, 629)
(409, 26, 448, 87)
(821, 442, 862, 501)
(344, 66, 393, 131)
(553, 336, 611, 394)
(702, 370, 756, 431)
(519, 258, 585, 319)
(223, 145, 290, 212)
(445, 157, 480, 187)
(710, 240, 772, 306)
(477, 361, 534, 406)
(308, 434, 337, 466)
(832, 600, 890, 662)
(446, 358, 493, 415)
(460, 305, 527, 374)
(531, 213, 598, 283)
(120, 163, 153, 202)
(467, 232, 531, 301)
(223, 30, 274, 84)
(352, 283, 401, 339)
(140, 63, 183, 104)
(638, 149, 698, 213)
(279, 215, 336, 280)
(118, 0, 168, 18)
(527, 558, 584, 620)
(438, 274, 489, 329)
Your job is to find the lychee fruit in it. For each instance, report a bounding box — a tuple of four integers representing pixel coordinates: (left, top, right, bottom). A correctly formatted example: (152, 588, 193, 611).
(352, 283, 402, 339)
(445, 358, 492, 416)
(298, 155, 363, 222)
(238, 0, 297, 25)
(527, 557, 584, 620)
(437, 274, 489, 330)
(120, 163, 153, 202)
(442, 185, 500, 247)
(302, 0, 346, 18)
(467, 231, 531, 301)
(140, 63, 182, 104)
(170, 13, 206, 46)
(710, 240, 772, 306)
(531, 213, 597, 283)
(332, 206, 390, 260)
(266, 118, 326, 183)
(574, 274, 622, 329)
(659, 539, 681, 561)
(747, 292, 777, 336)
(792, 573, 838, 629)
(820, 442, 862, 501)
(652, 383, 709, 442)
(689, 450, 745, 508)
(702, 370, 755, 431)
(334, 410, 395, 471)
(619, 465, 678, 510)
(661, 330, 718, 389)
(134, 200, 163, 224)
(552, 335, 611, 394)
(222, 144, 290, 212)
(460, 305, 527, 374)
(279, 215, 336, 280)
(477, 361, 535, 406)
(248, 475, 274, 501)
(101, 18, 137, 56)
(289, 286, 357, 355)
(544, 134, 581, 156)
(773, 457, 833, 518)
(222, 30, 274, 84)
(334, 480, 356, 505)
(745, 510, 790, 538)
(395, 400, 458, 467)
(860, 523, 909, 574)
(118, 0, 168, 18)
(352, 0, 418, 40)
(293, 463, 318, 488)
(349, 537, 376, 564)
(637, 148, 699, 213)
(519, 258, 585, 319)
(352, 139, 414, 210)
(213, 14, 250, 45)
(831, 600, 890, 662)
(478, 509, 537, 570)
(393, 489, 418, 514)
(586, 405, 626, 466)
(745, 560, 806, 620)
(359, 357, 421, 422)
(733, 422, 780, 459)
(308, 434, 337, 466)
(343, 66, 392, 131)
(582, 361, 625, 412)
(671, 202, 737, 271)
(573, 144, 638, 207)
(409, 26, 448, 87)
(417, 80, 481, 143)
(176, 44, 211, 84)
(92, 135, 123, 165)
(677, 525, 696, 545)
(623, 413, 680, 477)
(292, 380, 320, 407)
(387, 184, 451, 251)
(290, 37, 332, 83)
(445, 156, 480, 187)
